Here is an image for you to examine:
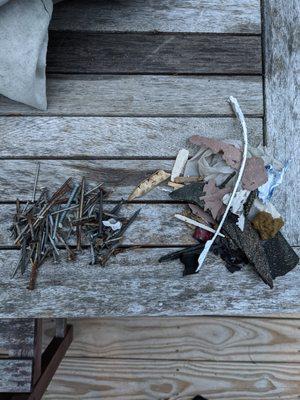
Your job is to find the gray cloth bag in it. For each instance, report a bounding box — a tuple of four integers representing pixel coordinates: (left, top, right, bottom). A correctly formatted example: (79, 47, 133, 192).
(0, 0, 53, 110)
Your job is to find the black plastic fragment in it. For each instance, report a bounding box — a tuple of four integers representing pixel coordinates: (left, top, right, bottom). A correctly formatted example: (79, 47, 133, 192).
(159, 243, 205, 263)
(212, 236, 248, 274)
(159, 243, 206, 276)
(180, 252, 200, 276)
(169, 182, 205, 207)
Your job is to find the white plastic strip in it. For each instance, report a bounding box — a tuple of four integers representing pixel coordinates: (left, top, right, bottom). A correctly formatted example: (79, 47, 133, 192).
(196, 96, 249, 271)
(174, 214, 225, 237)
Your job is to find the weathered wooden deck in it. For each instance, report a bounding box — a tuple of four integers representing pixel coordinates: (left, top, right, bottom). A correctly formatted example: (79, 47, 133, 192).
(0, 0, 298, 318)
(0, 0, 299, 398)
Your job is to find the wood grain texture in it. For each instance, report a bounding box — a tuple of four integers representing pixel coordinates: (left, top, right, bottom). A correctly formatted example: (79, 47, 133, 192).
(0, 75, 263, 116)
(0, 248, 299, 318)
(0, 203, 196, 246)
(44, 358, 300, 400)
(47, 32, 262, 75)
(0, 359, 32, 392)
(50, 0, 261, 33)
(0, 159, 174, 201)
(264, 0, 300, 246)
(0, 117, 263, 158)
(43, 317, 300, 362)
(1, 157, 297, 244)
(0, 319, 34, 357)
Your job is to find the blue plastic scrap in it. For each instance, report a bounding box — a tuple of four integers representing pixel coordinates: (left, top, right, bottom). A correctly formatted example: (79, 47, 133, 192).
(258, 162, 289, 203)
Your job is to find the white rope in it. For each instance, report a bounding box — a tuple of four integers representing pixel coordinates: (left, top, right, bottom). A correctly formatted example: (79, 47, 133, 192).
(196, 96, 249, 272)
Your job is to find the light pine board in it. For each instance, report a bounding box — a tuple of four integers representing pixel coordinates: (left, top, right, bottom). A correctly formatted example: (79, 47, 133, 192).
(264, 0, 300, 247)
(0, 359, 32, 392)
(0, 117, 263, 158)
(0, 203, 196, 247)
(44, 317, 300, 362)
(47, 33, 262, 75)
(0, 319, 34, 357)
(0, 75, 263, 116)
(44, 358, 300, 400)
(0, 249, 299, 318)
(50, 0, 261, 34)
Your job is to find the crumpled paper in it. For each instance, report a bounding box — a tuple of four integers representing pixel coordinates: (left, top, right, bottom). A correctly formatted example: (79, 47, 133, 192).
(185, 148, 235, 186)
(186, 137, 269, 191)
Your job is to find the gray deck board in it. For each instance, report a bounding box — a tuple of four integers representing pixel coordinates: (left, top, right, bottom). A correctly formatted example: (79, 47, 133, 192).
(0, 359, 32, 392)
(0, 248, 299, 318)
(0, 117, 263, 158)
(0, 320, 34, 357)
(0, 203, 197, 247)
(0, 75, 263, 116)
(8, 1, 300, 320)
(47, 33, 262, 75)
(264, 0, 300, 247)
(50, 0, 261, 34)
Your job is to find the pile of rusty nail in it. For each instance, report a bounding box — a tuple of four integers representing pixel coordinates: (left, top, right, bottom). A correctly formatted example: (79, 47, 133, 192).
(10, 164, 140, 290)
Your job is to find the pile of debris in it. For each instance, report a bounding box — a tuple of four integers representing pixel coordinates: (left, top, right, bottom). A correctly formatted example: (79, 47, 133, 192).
(129, 97, 298, 288)
(10, 169, 140, 290)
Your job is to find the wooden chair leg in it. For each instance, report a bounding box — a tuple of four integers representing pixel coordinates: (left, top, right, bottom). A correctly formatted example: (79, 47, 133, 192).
(0, 319, 73, 400)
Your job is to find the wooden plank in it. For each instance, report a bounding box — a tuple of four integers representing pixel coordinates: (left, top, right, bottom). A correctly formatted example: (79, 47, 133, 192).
(0, 159, 174, 202)
(0, 248, 299, 318)
(47, 32, 262, 75)
(1, 156, 296, 244)
(0, 359, 32, 392)
(50, 0, 261, 34)
(44, 358, 300, 399)
(0, 320, 34, 358)
(0, 75, 263, 116)
(0, 203, 197, 247)
(0, 117, 263, 158)
(44, 317, 300, 362)
(263, 0, 300, 246)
